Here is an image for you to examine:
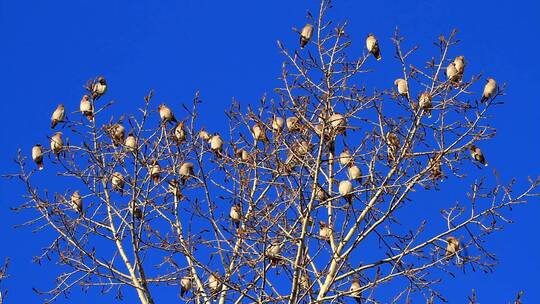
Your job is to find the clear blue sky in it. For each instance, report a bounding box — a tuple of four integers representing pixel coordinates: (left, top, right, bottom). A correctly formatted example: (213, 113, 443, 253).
(1, 0, 539, 303)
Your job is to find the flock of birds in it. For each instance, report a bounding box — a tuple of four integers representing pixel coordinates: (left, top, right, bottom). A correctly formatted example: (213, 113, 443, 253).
(25, 24, 495, 301)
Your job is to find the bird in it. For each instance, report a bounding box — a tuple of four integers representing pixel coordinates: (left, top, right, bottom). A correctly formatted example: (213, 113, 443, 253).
(110, 123, 126, 147)
(208, 272, 221, 294)
(266, 240, 282, 267)
(111, 172, 125, 194)
(70, 190, 83, 214)
(300, 24, 314, 49)
(349, 277, 362, 303)
(174, 121, 186, 143)
(315, 184, 328, 202)
(366, 33, 381, 60)
(299, 272, 310, 290)
(167, 179, 184, 201)
(446, 62, 459, 87)
(445, 236, 460, 260)
(50, 132, 63, 156)
(32, 144, 44, 170)
(339, 180, 354, 204)
(230, 203, 241, 229)
(339, 149, 353, 166)
(179, 162, 194, 185)
(209, 133, 224, 157)
(91, 76, 107, 100)
(252, 122, 268, 144)
(348, 164, 362, 183)
(481, 78, 497, 103)
(394, 78, 408, 96)
(124, 133, 137, 152)
(286, 117, 301, 133)
(453, 55, 466, 80)
(158, 104, 178, 124)
(319, 221, 332, 244)
(386, 132, 400, 163)
(51, 104, 65, 129)
(79, 95, 93, 121)
(428, 156, 443, 181)
(329, 113, 346, 136)
(149, 161, 161, 183)
(180, 276, 192, 297)
(469, 144, 488, 166)
(418, 92, 433, 117)
(130, 200, 143, 220)
(272, 116, 284, 133)
(198, 129, 211, 141)
(236, 148, 250, 162)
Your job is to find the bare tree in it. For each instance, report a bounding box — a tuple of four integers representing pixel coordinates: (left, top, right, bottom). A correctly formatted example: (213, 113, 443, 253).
(8, 1, 539, 303)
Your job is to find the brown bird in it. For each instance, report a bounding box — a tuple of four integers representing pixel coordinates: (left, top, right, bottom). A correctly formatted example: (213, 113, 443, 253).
(272, 116, 284, 133)
(428, 155, 443, 181)
(51, 104, 65, 129)
(208, 272, 221, 294)
(445, 236, 460, 260)
(300, 24, 314, 49)
(319, 221, 332, 244)
(174, 121, 186, 143)
(339, 149, 353, 166)
(168, 179, 184, 201)
(469, 144, 488, 166)
(453, 55, 466, 80)
(266, 240, 283, 267)
(394, 78, 408, 96)
(111, 172, 125, 194)
(230, 203, 242, 228)
(349, 277, 362, 303)
(299, 272, 310, 290)
(110, 123, 126, 147)
(158, 104, 178, 124)
(32, 144, 44, 170)
(130, 200, 143, 220)
(50, 132, 63, 156)
(446, 62, 459, 87)
(198, 129, 211, 141)
(329, 113, 346, 136)
(418, 92, 433, 117)
(386, 132, 400, 163)
(124, 133, 137, 152)
(79, 95, 93, 121)
(366, 33, 381, 60)
(236, 148, 250, 162)
(286, 116, 301, 133)
(149, 161, 161, 183)
(91, 76, 107, 100)
(209, 133, 224, 157)
(179, 162, 194, 185)
(70, 190, 83, 214)
(481, 78, 497, 103)
(314, 184, 328, 202)
(180, 275, 192, 297)
(252, 122, 268, 144)
(348, 163, 362, 183)
(339, 180, 354, 204)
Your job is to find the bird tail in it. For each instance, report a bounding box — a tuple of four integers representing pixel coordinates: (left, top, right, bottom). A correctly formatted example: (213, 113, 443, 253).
(153, 175, 160, 184)
(373, 49, 382, 61)
(480, 96, 487, 103)
(51, 120, 57, 129)
(354, 296, 362, 304)
(38, 162, 44, 170)
(300, 38, 308, 49)
(234, 220, 240, 229)
(180, 287, 186, 297)
(85, 112, 94, 121)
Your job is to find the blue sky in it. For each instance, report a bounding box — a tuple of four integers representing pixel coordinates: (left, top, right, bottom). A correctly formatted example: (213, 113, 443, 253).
(1, 0, 539, 303)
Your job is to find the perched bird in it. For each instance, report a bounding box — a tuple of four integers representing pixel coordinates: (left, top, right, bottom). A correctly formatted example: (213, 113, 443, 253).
(174, 121, 186, 143)
(51, 104, 65, 129)
(124, 133, 137, 152)
(339, 180, 354, 204)
(168, 179, 184, 201)
(394, 78, 408, 96)
(158, 104, 178, 124)
(469, 144, 488, 166)
(299, 272, 310, 290)
(266, 240, 282, 267)
(386, 132, 400, 163)
(111, 172, 125, 194)
(70, 190, 83, 214)
(348, 164, 362, 183)
(314, 184, 328, 201)
(179, 162, 195, 184)
(130, 200, 143, 220)
(149, 161, 161, 183)
(91, 76, 107, 99)
(209, 133, 224, 157)
(445, 236, 460, 260)
(300, 24, 314, 49)
(481, 78, 497, 103)
(428, 155, 443, 181)
(446, 62, 459, 87)
(79, 95, 93, 121)
(349, 277, 362, 303)
(286, 117, 301, 132)
(418, 92, 433, 117)
(180, 276, 192, 297)
(319, 221, 332, 244)
(208, 273, 221, 294)
(366, 33, 381, 60)
(339, 149, 353, 166)
(198, 129, 211, 141)
(236, 148, 250, 162)
(252, 122, 268, 144)
(110, 123, 126, 147)
(230, 203, 242, 228)
(32, 144, 44, 170)
(329, 113, 346, 136)
(453, 55, 466, 79)
(50, 132, 63, 156)
(272, 116, 284, 133)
